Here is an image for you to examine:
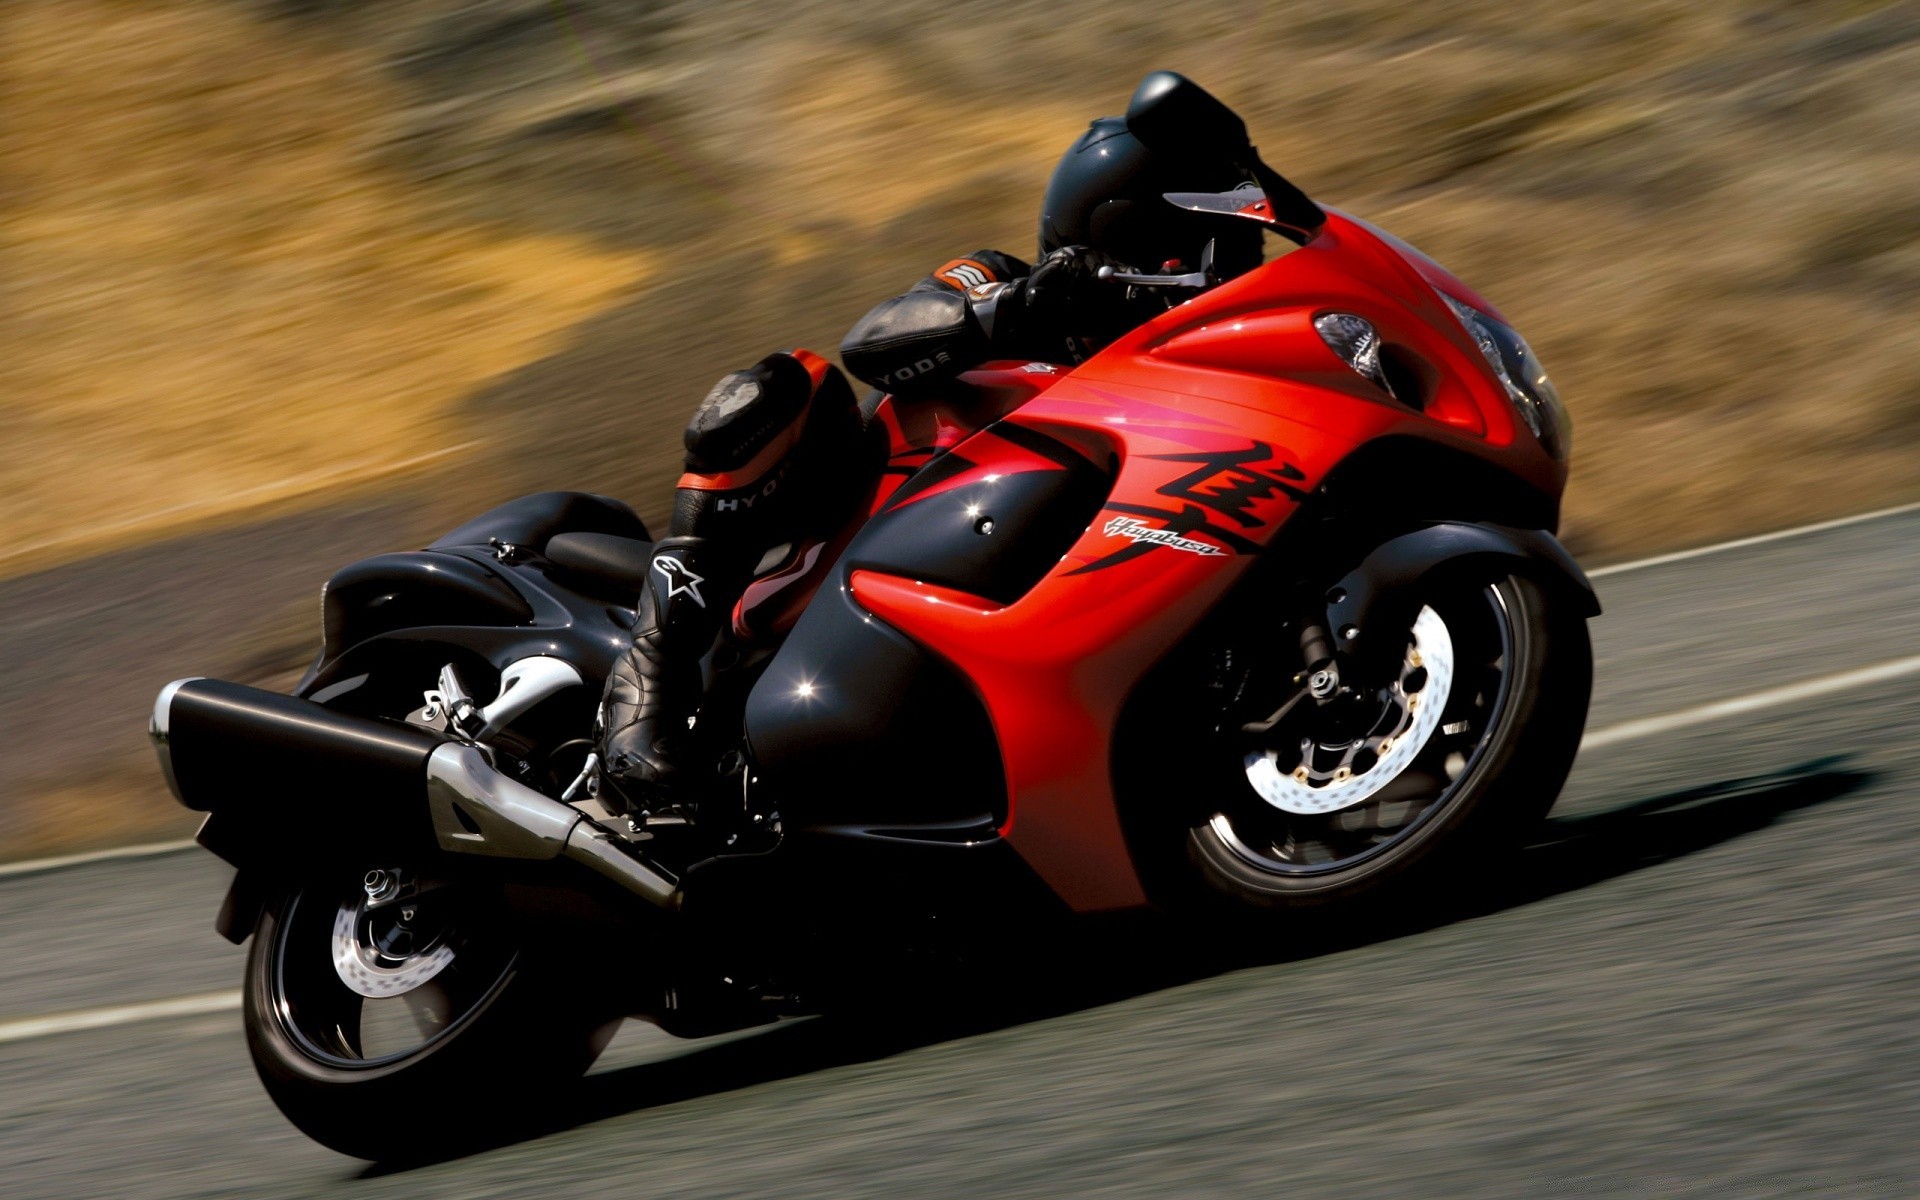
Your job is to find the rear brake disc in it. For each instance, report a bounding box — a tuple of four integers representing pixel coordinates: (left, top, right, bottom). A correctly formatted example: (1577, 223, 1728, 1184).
(330, 894, 456, 999)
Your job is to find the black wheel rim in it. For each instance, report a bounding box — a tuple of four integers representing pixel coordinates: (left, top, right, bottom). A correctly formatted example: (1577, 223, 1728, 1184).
(268, 870, 519, 1069)
(1210, 580, 1518, 877)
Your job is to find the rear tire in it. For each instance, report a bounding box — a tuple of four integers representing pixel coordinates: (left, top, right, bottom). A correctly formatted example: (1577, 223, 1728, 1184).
(1179, 570, 1590, 917)
(244, 871, 613, 1161)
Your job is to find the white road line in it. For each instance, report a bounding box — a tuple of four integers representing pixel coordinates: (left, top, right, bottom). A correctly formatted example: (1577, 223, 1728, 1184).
(1588, 499, 1920, 577)
(0, 991, 240, 1045)
(1581, 653, 1920, 750)
(0, 839, 199, 880)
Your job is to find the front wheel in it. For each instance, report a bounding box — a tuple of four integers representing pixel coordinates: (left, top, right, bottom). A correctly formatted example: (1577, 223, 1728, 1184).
(243, 865, 612, 1160)
(1181, 570, 1590, 916)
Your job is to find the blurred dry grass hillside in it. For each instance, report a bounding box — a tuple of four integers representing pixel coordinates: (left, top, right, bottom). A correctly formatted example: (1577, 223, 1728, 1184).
(2, 0, 1919, 854)
(0, 2, 646, 572)
(7, 0, 1920, 567)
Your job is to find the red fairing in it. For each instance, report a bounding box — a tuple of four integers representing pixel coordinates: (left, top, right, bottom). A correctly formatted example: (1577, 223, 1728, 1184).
(853, 212, 1565, 912)
(864, 361, 1069, 514)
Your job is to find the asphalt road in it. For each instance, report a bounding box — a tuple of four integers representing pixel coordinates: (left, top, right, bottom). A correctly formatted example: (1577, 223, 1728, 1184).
(2, 508, 1917, 1198)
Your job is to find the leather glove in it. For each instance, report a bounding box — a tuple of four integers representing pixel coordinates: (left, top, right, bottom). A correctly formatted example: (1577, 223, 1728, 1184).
(1022, 245, 1126, 325)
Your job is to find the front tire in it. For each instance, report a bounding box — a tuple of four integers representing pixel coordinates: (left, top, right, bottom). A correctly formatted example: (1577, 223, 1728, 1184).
(1181, 570, 1590, 916)
(243, 868, 611, 1160)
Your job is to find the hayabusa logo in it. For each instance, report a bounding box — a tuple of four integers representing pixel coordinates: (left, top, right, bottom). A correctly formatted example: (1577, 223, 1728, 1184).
(1066, 440, 1308, 575)
(1102, 516, 1225, 556)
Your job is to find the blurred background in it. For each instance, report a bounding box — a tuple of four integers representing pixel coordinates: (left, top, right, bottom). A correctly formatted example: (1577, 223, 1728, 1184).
(5, 0, 1919, 858)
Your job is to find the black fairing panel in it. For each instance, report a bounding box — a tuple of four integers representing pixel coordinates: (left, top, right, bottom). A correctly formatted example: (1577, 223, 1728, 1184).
(850, 450, 1109, 605)
(744, 425, 1111, 844)
(746, 581, 1005, 837)
(295, 491, 652, 702)
(300, 548, 632, 703)
(320, 552, 532, 654)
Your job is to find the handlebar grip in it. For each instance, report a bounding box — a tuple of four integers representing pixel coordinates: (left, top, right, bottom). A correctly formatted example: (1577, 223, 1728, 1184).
(1096, 265, 1212, 288)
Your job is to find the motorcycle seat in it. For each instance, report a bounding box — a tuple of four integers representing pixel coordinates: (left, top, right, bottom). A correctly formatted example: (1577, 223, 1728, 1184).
(429, 490, 650, 553)
(545, 531, 655, 593)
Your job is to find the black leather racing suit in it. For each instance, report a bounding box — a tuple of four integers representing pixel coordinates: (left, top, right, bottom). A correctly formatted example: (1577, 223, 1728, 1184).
(594, 247, 1143, 806)
(661, 246, 1137, 558)
(839, 247, 1139, 393)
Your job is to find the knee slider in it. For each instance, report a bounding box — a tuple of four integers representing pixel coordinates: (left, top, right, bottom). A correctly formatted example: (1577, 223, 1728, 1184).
(683, 352, 815, 475)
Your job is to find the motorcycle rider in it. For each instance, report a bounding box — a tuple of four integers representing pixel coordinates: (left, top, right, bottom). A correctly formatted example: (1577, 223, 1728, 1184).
(595, 77, 1269, 812)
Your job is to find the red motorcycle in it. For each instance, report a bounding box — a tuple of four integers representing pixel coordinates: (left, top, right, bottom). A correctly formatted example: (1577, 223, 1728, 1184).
(151, 74, 1595, 1158)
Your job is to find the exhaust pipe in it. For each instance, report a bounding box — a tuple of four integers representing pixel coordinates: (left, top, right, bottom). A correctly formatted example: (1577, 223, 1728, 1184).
(423, 741, 678, 909)
(151, 678, 679, 910)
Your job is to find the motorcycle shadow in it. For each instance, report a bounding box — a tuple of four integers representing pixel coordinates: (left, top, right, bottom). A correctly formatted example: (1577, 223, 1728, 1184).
(360, 755, 1867, 1174)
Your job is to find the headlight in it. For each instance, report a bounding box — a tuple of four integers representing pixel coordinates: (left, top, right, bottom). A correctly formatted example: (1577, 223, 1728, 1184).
(1440, 294, 1571, 460)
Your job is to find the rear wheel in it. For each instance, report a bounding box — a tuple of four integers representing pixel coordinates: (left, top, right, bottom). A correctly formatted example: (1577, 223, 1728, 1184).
(1180, 570, 1589, 915)
(244, 864, 612, 1160)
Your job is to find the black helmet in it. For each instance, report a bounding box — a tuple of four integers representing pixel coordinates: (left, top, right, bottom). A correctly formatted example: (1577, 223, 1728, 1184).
(1037, 76, 1265, 280)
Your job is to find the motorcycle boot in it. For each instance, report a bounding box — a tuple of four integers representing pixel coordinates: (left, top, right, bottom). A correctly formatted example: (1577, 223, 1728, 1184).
(597, 535, 735, 809)
(596, 350, 864, 813)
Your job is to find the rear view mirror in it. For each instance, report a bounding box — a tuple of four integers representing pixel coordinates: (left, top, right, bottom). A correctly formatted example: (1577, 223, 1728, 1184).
(1125, 71, 1252, 161)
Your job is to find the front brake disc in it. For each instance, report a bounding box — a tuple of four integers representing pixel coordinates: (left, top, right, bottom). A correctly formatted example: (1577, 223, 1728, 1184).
(1242, 604, 1454, 815)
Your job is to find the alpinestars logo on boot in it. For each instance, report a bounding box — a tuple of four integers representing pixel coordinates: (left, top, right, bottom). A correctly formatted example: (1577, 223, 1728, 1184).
(652, 556, 706, 607)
